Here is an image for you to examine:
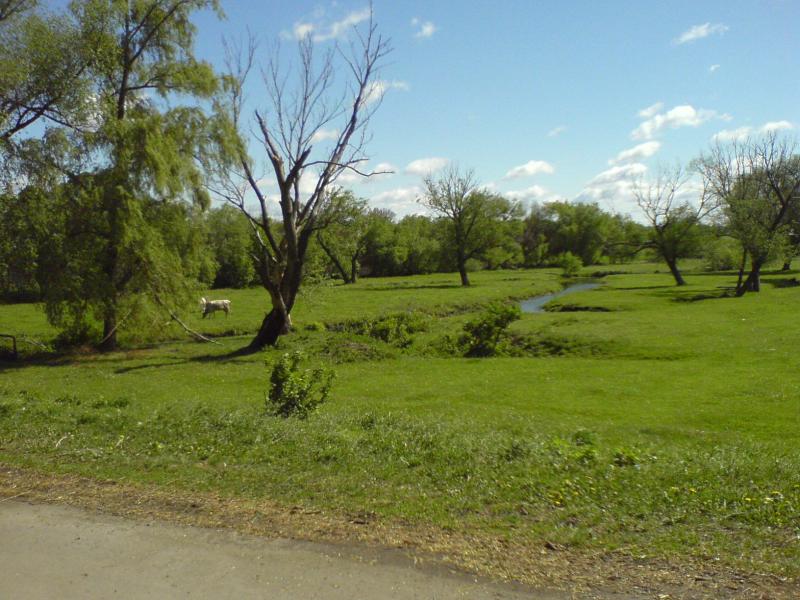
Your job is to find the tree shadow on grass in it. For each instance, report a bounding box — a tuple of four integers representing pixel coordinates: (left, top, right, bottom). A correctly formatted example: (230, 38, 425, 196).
(112, 345, 261, 374)
(767, 277, 800, 289)
(670, 288, 735, 303)
(0, 339, 260, 374)
(611, 284, 675, 291)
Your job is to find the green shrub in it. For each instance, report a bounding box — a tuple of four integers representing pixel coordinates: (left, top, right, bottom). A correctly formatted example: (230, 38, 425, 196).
(613, 447, 640, 467)
(266, 352, 334, 419)
(557, 252, 583, 277)
(332, 311, 429, 348)
(460, 302, 521, 357)
(704, 237, 741, 271)
(464, 258, 484, 272)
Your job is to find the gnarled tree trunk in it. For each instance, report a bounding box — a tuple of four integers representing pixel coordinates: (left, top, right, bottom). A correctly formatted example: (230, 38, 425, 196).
(665, 256, 686, 286)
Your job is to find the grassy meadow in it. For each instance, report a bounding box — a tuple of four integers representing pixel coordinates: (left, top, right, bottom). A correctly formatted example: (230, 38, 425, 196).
(1, 264, 799, 578)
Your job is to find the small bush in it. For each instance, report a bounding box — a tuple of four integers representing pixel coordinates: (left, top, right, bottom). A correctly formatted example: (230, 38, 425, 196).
(464, 258, 484, 272)
(613, 447, 640, 467)
(704, 237, 741, 271)
(332, 311, 429, 348)
(571, 429, 596, 446)
(557, 252, 583, 277)
(266, 352, 334, 419)
(460, 302, 521, 357)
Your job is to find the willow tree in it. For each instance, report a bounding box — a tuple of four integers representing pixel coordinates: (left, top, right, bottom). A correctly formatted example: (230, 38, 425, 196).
(0, 1, 89, 185)
(39, 0, 221, 350)
(206, 16, 390, 349)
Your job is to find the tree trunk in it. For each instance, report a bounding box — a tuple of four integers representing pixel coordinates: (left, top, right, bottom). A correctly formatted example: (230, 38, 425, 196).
(736, 249, 748, 294)
(249, 309, 290, 350)
(100, 314, 117, 352)
(782, 260, 792, 271)
(737, 259, 764, 296)
(665, 257, 686, 286)
(349, 256, 359, 284)
(458, 262, 470, 286)
(317, 235, 352, 283)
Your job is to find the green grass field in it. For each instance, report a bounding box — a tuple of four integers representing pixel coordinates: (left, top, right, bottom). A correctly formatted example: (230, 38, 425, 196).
(1, 264, 799, 578)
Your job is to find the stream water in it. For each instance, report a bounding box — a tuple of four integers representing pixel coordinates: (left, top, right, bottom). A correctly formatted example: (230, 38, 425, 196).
(520, 281, 601, 313)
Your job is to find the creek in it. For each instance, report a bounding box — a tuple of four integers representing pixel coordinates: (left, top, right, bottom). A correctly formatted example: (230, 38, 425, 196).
(520, 281, 601, 313)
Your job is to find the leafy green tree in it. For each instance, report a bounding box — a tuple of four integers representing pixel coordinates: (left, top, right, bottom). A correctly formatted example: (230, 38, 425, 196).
(697, 134, 800, 294)
(316, 190, 373, 284)
(206, 205, 256, 288)
(0, 1, 89, 184)
(522, 201, 637, 267)
(544, 202, 613, 266)
(358, 210, 438, 277)
(37, 0, 221, 349)
(521, 204, 551, 267)
(0, 1, 87, 140)
(0, 186, 57, 300)
(604, 214, 648, 264)
(420, 166, 521, 286)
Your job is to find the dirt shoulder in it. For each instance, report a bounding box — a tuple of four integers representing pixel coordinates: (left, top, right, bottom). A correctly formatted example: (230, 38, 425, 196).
(0, 465, 795, 599)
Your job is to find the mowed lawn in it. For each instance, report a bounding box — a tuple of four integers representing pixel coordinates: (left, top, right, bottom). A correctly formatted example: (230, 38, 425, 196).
(1, 265, 799, 576)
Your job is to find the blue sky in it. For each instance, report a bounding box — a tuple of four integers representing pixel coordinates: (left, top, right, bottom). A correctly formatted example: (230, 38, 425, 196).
(191, 0, 800, 217)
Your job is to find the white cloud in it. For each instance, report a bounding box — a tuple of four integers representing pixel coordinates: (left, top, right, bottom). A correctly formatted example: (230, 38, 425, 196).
(637, 102, 664, 119)
(575, 163, 649, 214)
(292, 22, 314, 39)
(311, 128, 339, 143)
(632, 104, 727, 140)
(404, 157, 449, 176)
(673, 23, 729, 45)
(504, 160, 555, 179)
(547, 125, 567, 137)
(711, 126, 752, 143)
(335, 170, 365, 185)
(712, 120, 794, 143)
(762, 120, 794, 133)
(298, 172, 319, 195)
(411, 18, 437, 39)
(505, 185, 551, 202)
(370, 186, 423, 215)
(589, 163, 648, 185)
(362, 79, 410, 106)
(609, 141, 661, 165)
(338, 162, 396, 186)
(373, 162, 397, 174)
(709, 64, 720, 73)
(288, 8, 371, 43)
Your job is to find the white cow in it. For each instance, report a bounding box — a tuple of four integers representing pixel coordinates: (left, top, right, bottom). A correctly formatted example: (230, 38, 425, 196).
(200, 297, 231, 318)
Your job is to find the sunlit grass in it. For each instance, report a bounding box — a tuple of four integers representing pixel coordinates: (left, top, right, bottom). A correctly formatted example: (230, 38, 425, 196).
(1, 262, 799, 576)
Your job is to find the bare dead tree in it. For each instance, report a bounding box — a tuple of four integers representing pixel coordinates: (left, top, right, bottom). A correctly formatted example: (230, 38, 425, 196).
(206, 12, 390, 349)
(696, 133, 800, 295)
(631, 163, 716, 286)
